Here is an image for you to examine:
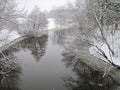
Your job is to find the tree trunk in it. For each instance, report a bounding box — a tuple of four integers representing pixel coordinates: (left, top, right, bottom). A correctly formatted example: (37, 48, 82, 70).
(115, 23, 118, 30)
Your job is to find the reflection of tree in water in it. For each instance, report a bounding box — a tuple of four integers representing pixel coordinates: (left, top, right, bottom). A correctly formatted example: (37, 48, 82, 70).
(53, 29, 67, 46)
(0, 35, 48, 89)
(62, 52, 117, 90)
(0, 50, 21, 90)
(14, 35, 48, 61)
(52, 28, 77, 46)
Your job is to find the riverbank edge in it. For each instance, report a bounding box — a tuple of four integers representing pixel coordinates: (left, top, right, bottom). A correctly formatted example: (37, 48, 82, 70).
(0, 31, 49, 52)
(0, 36, 27, 52)
(76, 48, 120, 85)
(0, 32, 120, 85)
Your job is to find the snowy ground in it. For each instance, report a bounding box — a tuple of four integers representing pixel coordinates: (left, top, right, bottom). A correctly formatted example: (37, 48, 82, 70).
(0, 29, 20, 47)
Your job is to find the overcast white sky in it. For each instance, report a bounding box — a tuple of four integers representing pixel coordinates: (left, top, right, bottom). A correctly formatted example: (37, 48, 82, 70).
(17, 0, 75, 12)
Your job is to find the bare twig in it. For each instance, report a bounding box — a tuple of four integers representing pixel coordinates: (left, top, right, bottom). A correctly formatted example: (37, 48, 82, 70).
(92, 9, 114, 56)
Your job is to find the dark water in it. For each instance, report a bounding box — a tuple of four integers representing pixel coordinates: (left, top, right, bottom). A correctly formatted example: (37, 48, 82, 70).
(0, 31, 118, 90)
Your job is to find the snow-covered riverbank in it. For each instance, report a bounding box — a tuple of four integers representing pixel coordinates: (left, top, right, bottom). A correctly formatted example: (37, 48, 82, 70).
(0, 29, 20, 47)
(0, 18, 54, 48)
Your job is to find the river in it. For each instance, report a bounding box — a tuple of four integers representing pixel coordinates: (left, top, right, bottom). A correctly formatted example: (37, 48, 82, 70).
(0, 19, 118, 90)
(15, 32, 76, 90)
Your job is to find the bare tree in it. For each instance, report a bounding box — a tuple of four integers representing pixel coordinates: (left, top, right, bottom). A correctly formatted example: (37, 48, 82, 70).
(19, 6, 48, 36)
(0, 0, 19, 31)
(49, 5, 76, 25)
(64, 0, 120, 68)
(85, 0, 120, 68)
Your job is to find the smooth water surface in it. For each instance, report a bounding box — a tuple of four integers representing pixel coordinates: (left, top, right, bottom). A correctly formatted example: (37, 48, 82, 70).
(15, 33, 75, 90)
(0, 19, 118, 90)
